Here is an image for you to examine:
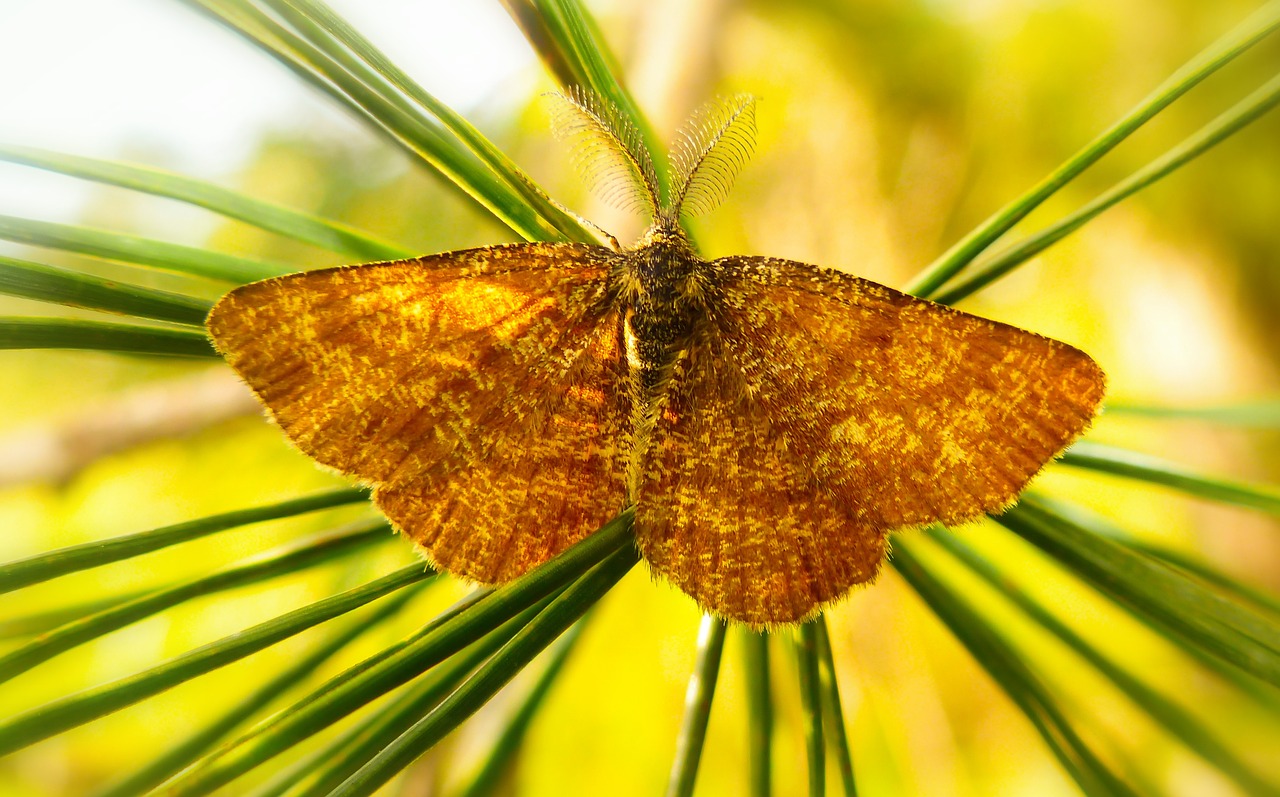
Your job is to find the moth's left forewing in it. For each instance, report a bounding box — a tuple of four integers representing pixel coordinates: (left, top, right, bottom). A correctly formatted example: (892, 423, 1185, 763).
(714, 255, 1107, 529)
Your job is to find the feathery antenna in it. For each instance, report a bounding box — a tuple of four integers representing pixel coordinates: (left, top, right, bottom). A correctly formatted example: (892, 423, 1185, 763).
(670, 95, 758, 218)
(547, 87, 661, 221)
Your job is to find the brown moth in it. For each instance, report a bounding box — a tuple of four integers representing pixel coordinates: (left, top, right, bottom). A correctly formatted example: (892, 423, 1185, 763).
(207, 91, 1105, 626)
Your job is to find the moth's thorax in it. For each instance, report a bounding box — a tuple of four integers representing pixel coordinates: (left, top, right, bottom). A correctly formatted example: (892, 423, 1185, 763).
(616, 220, 712, 386)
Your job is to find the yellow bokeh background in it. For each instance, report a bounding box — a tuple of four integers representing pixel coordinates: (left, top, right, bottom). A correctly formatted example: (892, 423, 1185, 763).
(1, 1, 1278, 795)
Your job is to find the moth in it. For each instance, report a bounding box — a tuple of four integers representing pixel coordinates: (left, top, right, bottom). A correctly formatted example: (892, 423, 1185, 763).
(207, 91, 1106, 626)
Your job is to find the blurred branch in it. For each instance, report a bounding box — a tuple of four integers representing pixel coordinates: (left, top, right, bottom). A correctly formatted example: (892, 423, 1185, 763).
(0, 367, 260, 489)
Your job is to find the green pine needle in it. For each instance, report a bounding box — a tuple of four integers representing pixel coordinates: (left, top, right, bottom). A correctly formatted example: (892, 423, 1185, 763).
(0, 521, 391, 683)
(893, 539, 1143, 797)
(0, 488, 368, 593)
(89, 585, 423, 797)
(795, 621, 826, 797)
(0, 317, 216, 357)
(1004, 497, 1280, 686)
(0, 564, 434, 756)
(934, 70, 1280, 304)
(0, 253, 212, 324)
(0, 213, 289, 282)
(741, 629, 774, 797)
(328, 544, 639, 797)
(0, 144, 411, 261)
(905, 0, 1280, 297)
(666, 615, 728, 797)
(928, 526, 1280, 796)
(1061, 441, 1280, 515)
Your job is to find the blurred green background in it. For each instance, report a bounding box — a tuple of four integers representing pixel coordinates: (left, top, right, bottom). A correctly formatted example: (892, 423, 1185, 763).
(1, 1, 1278, 795)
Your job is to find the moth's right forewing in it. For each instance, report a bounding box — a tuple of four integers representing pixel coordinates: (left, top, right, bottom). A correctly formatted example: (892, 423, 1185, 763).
(207, 242, 631, 581)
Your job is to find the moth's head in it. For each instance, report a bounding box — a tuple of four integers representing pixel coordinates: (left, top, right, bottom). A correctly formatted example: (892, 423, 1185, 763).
(633, 217, 695, 252)
(548, 88, 758, 242)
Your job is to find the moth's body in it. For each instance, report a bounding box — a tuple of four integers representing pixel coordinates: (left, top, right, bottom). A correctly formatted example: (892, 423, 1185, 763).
(207, 91, 1107, 625)
(614, 217, 714, 497)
